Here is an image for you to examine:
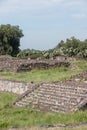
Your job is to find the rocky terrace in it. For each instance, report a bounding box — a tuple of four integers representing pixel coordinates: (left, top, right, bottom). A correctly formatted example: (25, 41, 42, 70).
(13, 79, 87, 113)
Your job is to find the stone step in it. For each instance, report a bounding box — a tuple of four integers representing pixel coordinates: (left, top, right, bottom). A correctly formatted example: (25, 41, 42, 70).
(15, 101, 29, 107)
(15, 102, 24, 107)
(16, 87, 87, 110)
(14, 80, 87, 113)
(16, 95, 81, 109)
(30, 85, 86, 93)
(39, 86, 87, 94)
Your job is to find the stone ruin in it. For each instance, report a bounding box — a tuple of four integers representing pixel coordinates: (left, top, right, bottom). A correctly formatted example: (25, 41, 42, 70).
(12, 71, 87, 113)
(0, 55, 87, 113)
(0, 69, 86, 113)
(13, 75, 87, 113)
(0, 55, 70, 72)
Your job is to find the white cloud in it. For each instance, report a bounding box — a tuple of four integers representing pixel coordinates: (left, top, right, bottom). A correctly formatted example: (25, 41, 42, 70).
(0, 0, 86, 16)
(0, 0, 64, 20)
(0, 0, 87, 22)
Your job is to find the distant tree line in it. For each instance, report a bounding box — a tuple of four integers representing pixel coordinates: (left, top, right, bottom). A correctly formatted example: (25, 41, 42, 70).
(0, 24, 87, 59)
(18, 37, 87, 59)
(55, 37, 87, 59)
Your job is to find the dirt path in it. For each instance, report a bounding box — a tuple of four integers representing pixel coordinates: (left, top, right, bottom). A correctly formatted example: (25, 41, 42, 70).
(8, 126, 87, 130)
(6, 123, 87, 130)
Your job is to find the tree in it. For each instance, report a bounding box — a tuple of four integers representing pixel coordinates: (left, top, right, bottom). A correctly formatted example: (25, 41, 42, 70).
(0, 24, 24, 56)
(64, 37, 80, 56)
(65, 37, 80, 49)
(57, 40, 65, 48)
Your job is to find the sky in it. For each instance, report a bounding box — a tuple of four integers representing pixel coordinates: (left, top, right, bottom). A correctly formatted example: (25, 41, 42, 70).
(0, 0, 87, 50)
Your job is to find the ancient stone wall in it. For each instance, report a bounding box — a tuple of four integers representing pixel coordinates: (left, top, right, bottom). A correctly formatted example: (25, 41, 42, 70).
(0, 79, 37, 94)
(0, 55, 70, 72)
(17, 60, 70, 72)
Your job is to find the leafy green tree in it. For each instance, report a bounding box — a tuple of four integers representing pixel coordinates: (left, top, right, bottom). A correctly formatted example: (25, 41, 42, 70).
(65, 37, 80, 49)
(57, 40, 65, 48)
(77, 40, 87, 59)
(0, 24, 24, 56)
(63, 37, 80, 56)
(17, 49, 43, 59)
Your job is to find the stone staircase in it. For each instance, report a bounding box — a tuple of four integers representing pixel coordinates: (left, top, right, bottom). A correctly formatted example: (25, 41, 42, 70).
(13, 80, 87, 113)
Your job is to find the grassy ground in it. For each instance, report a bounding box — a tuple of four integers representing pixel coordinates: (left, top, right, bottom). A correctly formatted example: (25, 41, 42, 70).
(0, 93, 87, 129)
(0, 60, 87, 82)
(0, 60, 87, 129)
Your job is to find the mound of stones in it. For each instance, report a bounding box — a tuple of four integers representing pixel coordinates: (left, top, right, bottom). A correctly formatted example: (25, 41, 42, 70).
(0, 55, 70, 72)
(17, 60, 70, 72)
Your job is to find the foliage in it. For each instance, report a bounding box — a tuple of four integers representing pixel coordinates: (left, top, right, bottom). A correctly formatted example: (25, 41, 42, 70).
(17, 36, 87, 59)
(0, 24, 24, 56)
(17, 49, 43, 59)
(55, 37, 87, 58)
(0, 25, 87, 59)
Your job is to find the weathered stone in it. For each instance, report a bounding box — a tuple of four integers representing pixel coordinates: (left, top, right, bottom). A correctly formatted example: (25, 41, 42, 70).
(13, 80, 87, 113)
(0, 79, 37, 94)
(0, 55, 70, 72)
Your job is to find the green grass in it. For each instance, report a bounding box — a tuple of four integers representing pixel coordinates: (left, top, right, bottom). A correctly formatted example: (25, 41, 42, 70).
(0, 67, 83, 83)
(0, 92, 17, 108)
(0, 68, 77, 82)
(0, 93, 87, 129)
(72, 59, 87, 70)
(0, 60, 87, 82)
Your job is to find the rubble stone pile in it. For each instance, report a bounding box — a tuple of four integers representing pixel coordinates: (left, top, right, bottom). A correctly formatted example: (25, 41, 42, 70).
(0, 55, 70, 72)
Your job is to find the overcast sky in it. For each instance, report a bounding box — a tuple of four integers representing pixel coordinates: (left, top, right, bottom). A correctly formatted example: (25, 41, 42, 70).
(0, 0, 87, 50)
